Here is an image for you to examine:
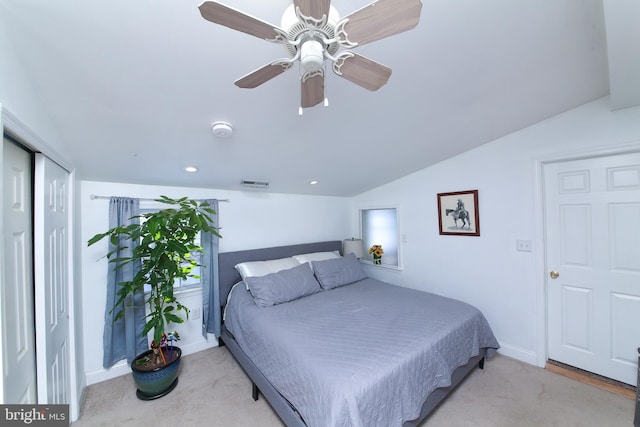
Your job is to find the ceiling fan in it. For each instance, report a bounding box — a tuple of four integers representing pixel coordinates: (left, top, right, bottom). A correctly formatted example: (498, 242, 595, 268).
(198, 0, 423, 111)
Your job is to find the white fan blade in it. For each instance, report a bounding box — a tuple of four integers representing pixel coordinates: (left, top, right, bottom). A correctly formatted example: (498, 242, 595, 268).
(332, 52, 391, 91)
(337, 0, 422, 47)
(199, 1, 288, 43)
(235, 61, 293, 88)
(301, 72, 325, 108)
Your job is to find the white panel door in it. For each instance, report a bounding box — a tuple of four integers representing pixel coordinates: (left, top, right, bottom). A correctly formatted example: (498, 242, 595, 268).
(34, 154, 70, 404)
(545, 152, 640, 385)
(2, 138, 36, 403)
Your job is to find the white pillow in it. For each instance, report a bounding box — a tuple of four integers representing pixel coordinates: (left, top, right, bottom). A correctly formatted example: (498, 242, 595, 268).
(293, 251, 341, 270)
(235, 257, 301, 289)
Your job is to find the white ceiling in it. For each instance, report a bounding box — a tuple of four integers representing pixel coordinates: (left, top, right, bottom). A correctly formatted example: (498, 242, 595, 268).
(1, 0, 638, 196)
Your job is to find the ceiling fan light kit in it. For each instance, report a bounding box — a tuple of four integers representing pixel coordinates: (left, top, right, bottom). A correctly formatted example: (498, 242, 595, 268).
(300, 40, 325, 73)
(198, 0, 422, 111)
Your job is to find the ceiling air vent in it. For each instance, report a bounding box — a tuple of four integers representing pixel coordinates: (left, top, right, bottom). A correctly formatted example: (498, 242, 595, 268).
(241, 180, 270, 189)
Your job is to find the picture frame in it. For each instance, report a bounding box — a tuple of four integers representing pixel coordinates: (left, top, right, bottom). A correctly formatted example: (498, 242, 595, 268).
(437, 190, 480, 236)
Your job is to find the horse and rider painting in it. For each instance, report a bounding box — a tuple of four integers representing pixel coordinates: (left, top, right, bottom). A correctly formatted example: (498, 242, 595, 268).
(437, 190, 480, 236)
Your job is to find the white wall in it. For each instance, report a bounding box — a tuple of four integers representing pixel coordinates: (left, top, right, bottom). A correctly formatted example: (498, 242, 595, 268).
(352, 97, 640, 366)
(80, 180, 350, 383)
(0, 17, 70, 162)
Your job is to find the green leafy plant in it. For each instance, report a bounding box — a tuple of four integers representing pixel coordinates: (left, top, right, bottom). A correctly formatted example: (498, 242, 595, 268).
(88, 196, 221, 361)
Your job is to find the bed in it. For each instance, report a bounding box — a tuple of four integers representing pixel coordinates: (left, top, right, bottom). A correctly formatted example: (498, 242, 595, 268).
(218, 241, 499, 427)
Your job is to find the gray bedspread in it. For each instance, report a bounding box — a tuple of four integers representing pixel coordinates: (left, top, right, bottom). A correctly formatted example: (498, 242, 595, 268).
(225, 278, 499, 427)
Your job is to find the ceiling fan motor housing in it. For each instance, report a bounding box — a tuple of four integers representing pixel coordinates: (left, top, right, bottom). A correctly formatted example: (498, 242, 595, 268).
(281, 5, 340, 59)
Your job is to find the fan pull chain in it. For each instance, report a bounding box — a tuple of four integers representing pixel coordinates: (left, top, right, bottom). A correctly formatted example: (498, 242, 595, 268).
(297, 58, 304, 116)
(323, 61, 329, 108)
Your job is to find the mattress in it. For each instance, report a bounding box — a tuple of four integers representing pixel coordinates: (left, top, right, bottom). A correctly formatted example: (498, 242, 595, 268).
(225, 278, 499, 427)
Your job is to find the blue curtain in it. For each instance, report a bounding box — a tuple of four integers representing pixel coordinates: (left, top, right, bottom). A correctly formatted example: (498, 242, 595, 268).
(102, 197, 147, 368)
(201, 199, 221, 338)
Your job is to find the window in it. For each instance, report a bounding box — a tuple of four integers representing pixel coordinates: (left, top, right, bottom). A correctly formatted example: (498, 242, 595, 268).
(360, 207, 400, 267)
(139, 207, 203, 292)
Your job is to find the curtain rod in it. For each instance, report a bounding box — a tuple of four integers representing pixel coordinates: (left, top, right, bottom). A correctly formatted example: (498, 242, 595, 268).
(90, 195, 230, 203)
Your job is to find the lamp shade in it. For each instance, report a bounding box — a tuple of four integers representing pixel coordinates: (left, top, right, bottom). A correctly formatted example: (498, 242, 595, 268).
(343, 238, 364, 259)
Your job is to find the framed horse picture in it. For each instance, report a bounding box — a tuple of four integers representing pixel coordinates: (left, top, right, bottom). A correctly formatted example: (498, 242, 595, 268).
(437, 190, 480, 236)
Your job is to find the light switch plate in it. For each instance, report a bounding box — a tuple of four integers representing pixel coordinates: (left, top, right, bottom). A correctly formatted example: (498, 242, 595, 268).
(516, 240, 532, 252)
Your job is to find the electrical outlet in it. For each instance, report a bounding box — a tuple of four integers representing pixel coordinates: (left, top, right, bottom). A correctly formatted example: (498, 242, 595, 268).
(516, 240, 532, 252)
(192, 307, 201, 320)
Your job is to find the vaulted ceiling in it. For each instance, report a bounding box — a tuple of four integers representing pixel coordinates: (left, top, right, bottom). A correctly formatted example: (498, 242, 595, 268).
(2, 0, 638, 196)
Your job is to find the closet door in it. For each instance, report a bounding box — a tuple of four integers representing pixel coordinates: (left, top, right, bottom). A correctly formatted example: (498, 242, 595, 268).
(34, 153, 70, 404)
(2, 137, 36, 403)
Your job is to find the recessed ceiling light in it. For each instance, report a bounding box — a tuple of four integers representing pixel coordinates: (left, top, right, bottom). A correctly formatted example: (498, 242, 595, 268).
(184, 166, 199, 173)
(310, 180, 318, 185)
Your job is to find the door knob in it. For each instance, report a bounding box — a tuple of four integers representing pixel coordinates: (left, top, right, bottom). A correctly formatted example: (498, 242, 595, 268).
(549, 270, 559, 279)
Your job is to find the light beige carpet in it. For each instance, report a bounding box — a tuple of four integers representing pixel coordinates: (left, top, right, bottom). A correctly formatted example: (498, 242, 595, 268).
(73, 347, 634, 426)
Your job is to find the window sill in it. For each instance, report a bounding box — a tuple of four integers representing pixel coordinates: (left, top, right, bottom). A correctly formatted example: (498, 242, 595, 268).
(175, 284, 203, 296)
(359, 260, 403, 271)
(144, 284, 203, 297)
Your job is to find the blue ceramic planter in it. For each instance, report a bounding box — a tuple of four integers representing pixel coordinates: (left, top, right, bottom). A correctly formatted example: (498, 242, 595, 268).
(131, 346, 182, 400)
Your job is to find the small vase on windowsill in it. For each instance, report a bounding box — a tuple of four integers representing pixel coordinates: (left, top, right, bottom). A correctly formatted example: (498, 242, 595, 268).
(369, 244, 384, 265)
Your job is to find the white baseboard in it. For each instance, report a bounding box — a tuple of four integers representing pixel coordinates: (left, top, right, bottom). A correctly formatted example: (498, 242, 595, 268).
(84, 338, 539, 385)
(85, 361, 131, 385)
(84, 336, 219, 386)
(496, 343, 540, 366)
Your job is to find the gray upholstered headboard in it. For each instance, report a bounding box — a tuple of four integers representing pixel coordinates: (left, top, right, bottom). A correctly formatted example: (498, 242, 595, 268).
(218, 240, 342, 313)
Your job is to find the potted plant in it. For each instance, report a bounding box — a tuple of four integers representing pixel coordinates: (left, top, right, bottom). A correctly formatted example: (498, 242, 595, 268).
(88, 196, 221, 399)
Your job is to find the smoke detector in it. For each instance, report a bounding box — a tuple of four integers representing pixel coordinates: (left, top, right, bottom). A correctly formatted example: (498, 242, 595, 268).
(211, 121, 233, 138)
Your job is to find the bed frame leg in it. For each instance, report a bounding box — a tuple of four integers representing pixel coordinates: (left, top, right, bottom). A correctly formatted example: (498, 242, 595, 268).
(479, 357, 485, 370)
(252, 382, 259, 401)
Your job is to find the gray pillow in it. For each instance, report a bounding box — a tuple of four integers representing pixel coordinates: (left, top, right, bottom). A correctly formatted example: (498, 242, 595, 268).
(245, 263, 323, 307)
(235, 256, 301, 289)
(312, 253, 367, 290)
